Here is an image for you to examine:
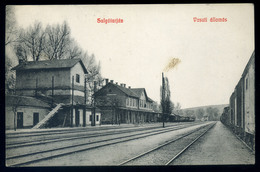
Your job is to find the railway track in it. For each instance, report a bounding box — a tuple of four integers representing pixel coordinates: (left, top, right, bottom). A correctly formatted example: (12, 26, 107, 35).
(6, 122, 201, 149)
(6, 122, 209, 167)
(118, 122, 216, 166)
(6, 124, 156, 139)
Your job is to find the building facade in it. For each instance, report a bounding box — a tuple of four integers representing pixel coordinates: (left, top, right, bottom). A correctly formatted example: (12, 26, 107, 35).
(94, 80, 160, 124)
(7, 58, 101, 130)
(5, 95, 51, 129)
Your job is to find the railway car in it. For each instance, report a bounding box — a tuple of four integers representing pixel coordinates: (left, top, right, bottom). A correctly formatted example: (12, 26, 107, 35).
(168, 114, 195, 122)
(220, 106, 230, 126)
(221, 51, 255, 150)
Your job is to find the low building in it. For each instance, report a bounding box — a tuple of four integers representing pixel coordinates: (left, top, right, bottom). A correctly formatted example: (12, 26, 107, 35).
(5, 95, 51, 129)
(7, 58, 101, 130)
(94, 80, 160, 124)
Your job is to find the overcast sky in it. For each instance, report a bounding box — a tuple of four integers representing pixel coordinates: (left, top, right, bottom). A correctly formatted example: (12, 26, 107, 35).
(13, 4, 254, 108)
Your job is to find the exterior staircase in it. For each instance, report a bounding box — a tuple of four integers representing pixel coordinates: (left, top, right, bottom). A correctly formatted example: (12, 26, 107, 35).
(32, 103, 63, 129)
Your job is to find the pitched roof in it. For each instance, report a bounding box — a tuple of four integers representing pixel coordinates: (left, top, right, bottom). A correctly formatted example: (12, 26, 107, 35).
(5, 95, 51, 108)
(147, 97, 154, 102)
(130, 88, 145, 97)
(12, 58, 88, 74)
(130, 88, 153, 102)
(95, 83, 155, 102)
(113, 84, 139, 98)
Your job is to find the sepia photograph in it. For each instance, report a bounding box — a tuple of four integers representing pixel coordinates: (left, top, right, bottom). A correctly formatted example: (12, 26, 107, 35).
(5, 4, 255, 166)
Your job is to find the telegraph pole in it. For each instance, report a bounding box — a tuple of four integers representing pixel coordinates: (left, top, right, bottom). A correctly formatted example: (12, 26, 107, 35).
(71, 76, 74, 127)
(92, 81, 97, 126)
(83, 77, 87, 127)
(35, 77, 38, 97)
(52, 76, 54, 107)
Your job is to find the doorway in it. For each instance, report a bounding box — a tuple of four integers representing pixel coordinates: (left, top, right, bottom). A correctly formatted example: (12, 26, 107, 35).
(33, 113, 39, 126)
(17, 112, 23, 129)
(75, 110, 80, 126)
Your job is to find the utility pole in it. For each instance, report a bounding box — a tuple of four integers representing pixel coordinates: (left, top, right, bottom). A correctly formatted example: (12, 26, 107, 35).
(162, 72, 165, 128)
(52, 76, 54, 107)
(71, 76, 74, 127)
(92, 81, 97, 126)
(83, 77, 87, 127)
(35, 77, 38, 97)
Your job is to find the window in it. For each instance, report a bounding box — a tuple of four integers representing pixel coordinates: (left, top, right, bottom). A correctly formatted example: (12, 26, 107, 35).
(89, 115, 92, 121)
(76, 74, 80, 83)
(96, 115, 99, 121)
(126, 98, 129, 106)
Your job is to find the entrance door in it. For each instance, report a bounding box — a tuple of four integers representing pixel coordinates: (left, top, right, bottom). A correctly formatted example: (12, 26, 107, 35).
(75, 110, 80, 126)
(33, 113, 39, 126)
(17, 112, 23, 129)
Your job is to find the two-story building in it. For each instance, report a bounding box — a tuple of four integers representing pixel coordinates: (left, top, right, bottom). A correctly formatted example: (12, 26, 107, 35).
(94, 80, 159, 124)
(6, 58, 101, 130)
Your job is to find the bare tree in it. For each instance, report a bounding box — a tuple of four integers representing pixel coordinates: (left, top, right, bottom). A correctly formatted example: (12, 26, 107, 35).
(81, 52, 102, 103)
(174, 102, 181, 114)
(67, 39, 82, 59)
(152, 101, 160, 112)
(5, 55, 16, 94)
(6, 6, 18, 46)
(14, 43, 29, 63)
(5, 6, 18, 95)
(44, 21, 71, 60)
(14, 22, 45, 62)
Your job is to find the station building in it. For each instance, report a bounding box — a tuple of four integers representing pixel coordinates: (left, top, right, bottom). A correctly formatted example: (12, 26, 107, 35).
(94, 80, 160, 124)
(6, 58, 101, 130)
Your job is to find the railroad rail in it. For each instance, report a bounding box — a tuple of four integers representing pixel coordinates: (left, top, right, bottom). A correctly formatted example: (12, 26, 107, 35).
(118, 122, 216, 165)
(6, 122, 208, 167)
(6, 122, 202, 149)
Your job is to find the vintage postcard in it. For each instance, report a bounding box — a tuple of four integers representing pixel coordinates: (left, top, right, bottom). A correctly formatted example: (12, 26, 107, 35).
(5, 4, 255, 166)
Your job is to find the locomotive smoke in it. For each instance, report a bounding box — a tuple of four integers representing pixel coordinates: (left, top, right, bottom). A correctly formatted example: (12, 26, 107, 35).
(163, 58, 181, 72)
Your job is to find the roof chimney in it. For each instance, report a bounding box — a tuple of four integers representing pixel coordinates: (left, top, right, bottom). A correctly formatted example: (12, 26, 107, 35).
(105, 78, 109, 85)
(18, 59, 24, 64)
(110, 80, 114, 83)
(128, 86, 131, 89)
(116, 82, 118, 85)
(120, 83, 124, 87)
(123, 84, 126, 88)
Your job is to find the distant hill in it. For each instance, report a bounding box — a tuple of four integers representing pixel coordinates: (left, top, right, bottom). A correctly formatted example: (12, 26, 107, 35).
(181, 104, 229, 112)
(179, 104, 229, 121)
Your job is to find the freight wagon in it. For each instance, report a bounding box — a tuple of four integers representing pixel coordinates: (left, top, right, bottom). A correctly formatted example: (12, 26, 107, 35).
(220, 51, 255, 150)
